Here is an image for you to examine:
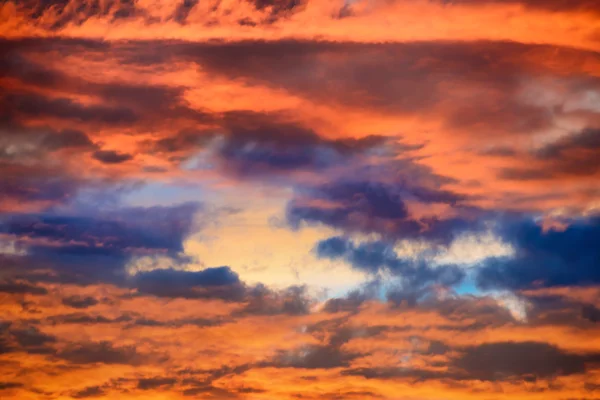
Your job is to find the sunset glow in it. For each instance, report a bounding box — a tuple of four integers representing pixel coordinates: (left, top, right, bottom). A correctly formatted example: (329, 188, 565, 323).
(1, 1, 600, 399)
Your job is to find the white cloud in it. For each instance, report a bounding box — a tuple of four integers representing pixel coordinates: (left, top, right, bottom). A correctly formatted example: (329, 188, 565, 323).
(0, 237, 27, 257)
(433, 230, 514, 267)
(492, 291, 529, 322)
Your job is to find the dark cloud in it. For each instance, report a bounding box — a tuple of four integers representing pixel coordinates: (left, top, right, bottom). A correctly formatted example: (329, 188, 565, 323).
(181, 385, 240, 398)
(582, 304, 600, 323)
(287, 176, 472, 242)
(317, 237, 396, 274)
(476, 216, 600, 290)
(0, 162, 82, 209)
(96, 81, 184, 112)
(1, 326, 57, 355)
(271, 321, 373, 370)
(47, 313, 115, 325)
(0, 382, 23, 391)
(72, 386, 106, 398)
(130, 316, 224, 328)
(17, 0, 306, 28)
(239, 284, 312, 316)
(1, 202, 201, 259)
(62, 295, 99, 309)
(0, 123, 98, 213)
(178, 364, 256, 398)
(0, 47, 192, 126)
(307, 181, 409, 220)
(92, 149, 134, 164)
(0, 44, 70, 87)
(172, 0, 199, 23)
(137, 377, 177, 390)
(0, 280, 48, 295)
(272, 320, 389, 372)
(14, 0, 303, 30)
(175, 40, 583, 135)
(1, 92, 138, 125)
(501, 128, 600, 180)
(58, 341, 142, 365)
(321, 282, 381, 313)
(315, 236, 349, 259)
(16, 0, 142, 30)
(41, 128, 97, 151)
(249, 0, 304, 15)
(324, 390, 384, 400)
(11, 326, 56, 348)
(433, 295, 520, 327)
(536, 128, 600, 159)
(133, 267, 243, 300)
(0, 123, 97, 163)
(343, 338, 600, 383)
(441, 0, 600, 14)
(0, 202, 202, 287)
(149, 110, 387, 175)
(341, 366, 452, 382)
(150, 128, 211, 154)
(512, 292, 600, 328)
(216, 130, 384, 176)
(454, 341, 600, 381)
(273, 343, 355, 369)
(482, 146, 519, 157)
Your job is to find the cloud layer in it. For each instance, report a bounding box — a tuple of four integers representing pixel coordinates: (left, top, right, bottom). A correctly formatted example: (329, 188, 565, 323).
(1, 1, 599, 399)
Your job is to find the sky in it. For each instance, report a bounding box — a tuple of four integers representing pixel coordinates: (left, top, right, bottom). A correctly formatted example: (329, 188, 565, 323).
(1, 1, 600, 399)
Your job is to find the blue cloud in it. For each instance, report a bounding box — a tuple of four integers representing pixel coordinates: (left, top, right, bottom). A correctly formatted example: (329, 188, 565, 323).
(315, 236, 465, 289)
(476, 216, 600, 290)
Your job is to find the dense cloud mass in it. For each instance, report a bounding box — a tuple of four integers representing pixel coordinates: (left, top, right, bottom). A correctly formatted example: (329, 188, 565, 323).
(477, 216, 600, 289)
(1, 0, 599, 399)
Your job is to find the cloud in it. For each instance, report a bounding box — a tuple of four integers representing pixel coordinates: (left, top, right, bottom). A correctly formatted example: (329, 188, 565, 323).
(133, 267, 243, 300)
(92, 149, 134, 164)
(239, 284, 313, 316)
(453, 341, 600, 381)
(11, 326, 56, 348)
(72, 386, 106, 398)
(176, 40, 573, 135)
(0, 162, 83, 211)
(476, 216, 600, 290)
(136, 377, 177, 390)
(0, 202, 204, 290)
(2, 202, 201, 256)
(0, 280, 47, 295)
(273, 343, 355, 369)
(62, 295, 99, 309)
(441, 0, 600, 14)
(582, 304, 600, 323)
(0, 123, 97, 162)
(315, 236, 465, 302)
(2, 92, 138, 125)
(148, 110, 387, 176)
(0, 382, 23, 391)
(287, 175, 473, 243)
(1, 3, 600, 399)
(57, 341, 142, 365)
(501, 127, 600, 180)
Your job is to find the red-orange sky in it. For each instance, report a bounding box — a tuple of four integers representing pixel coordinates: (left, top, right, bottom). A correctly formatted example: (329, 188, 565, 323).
(1, 1, 600, 399)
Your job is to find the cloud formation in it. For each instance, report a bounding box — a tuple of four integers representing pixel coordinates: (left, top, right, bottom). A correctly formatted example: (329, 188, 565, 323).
(1, 1, 599, 399)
